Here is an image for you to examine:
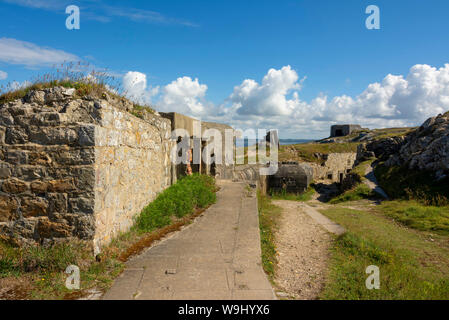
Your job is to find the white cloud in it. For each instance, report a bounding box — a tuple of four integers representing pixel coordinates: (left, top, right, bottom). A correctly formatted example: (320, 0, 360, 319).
(158, 77, 210, 116)
(230, 65, 302, 116)
(0, 38, 79, 67)
(123, 71, 159, 105)
(103, 5, 198, 27)
(8, 80, 32, 91)
(0, 0, 65, 9)
(220, 64, 449, 138)
(0, 70, 7, 80)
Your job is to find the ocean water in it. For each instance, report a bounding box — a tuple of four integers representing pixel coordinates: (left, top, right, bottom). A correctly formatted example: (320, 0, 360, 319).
(235, 139, 314, 147)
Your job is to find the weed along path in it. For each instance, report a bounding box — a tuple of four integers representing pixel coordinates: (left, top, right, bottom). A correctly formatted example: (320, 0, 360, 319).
(103, 180, 276, 300)
(271, 200, 344, 299)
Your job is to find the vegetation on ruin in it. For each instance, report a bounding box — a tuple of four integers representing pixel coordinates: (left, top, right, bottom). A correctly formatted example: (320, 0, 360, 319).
(320, 206, 449, 299)
(257, 191, 282, 280)
(328, 159, 379, 204)
(375, 163, 449, 206)
(0, 62, 155, 115)
(279, 142, 359, 164)
(318, 127, 416, 144)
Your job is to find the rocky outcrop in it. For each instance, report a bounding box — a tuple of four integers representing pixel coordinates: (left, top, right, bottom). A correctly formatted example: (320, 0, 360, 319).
(0, 87, 173, 251)
(357, 136, 407, 161)
(385, 112, 449, 180)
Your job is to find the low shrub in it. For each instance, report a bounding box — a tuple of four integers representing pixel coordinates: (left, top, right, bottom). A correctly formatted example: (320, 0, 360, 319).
(375, 164, 449, 206)
(329, 184, 379, 204)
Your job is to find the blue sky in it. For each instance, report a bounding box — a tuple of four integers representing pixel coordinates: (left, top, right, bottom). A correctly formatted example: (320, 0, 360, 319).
(1, 0, 449, 138)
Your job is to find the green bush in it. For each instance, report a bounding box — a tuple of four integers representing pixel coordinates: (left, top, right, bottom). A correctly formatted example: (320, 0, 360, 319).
(135, 174, 216, 232)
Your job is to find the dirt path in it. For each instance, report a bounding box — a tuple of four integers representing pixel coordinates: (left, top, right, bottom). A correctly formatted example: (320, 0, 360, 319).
(271, 200, 337, 300)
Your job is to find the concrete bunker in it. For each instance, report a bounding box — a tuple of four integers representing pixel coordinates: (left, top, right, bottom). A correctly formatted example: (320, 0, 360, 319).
(330, 124, 362, 137)
(160, 112, 235, 182)
(268, 162, 313, 194)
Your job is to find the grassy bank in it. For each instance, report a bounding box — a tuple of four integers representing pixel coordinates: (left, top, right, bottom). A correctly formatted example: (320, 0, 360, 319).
(329, 184, 379, 204)
(375, 163, 449, 206)
(320, 206, 449, 299)
(378, 201, 449, 236)
(0, 174, 216, 300)
(257, 191, 282, 280)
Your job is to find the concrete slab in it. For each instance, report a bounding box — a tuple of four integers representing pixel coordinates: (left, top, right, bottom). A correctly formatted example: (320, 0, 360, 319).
(298, 203, 346, 235)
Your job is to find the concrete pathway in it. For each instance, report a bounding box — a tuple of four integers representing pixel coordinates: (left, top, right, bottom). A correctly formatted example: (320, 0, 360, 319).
(296, 203, 346, 236)
(364, 163, 389, 200)
(103, 180, 276, 300)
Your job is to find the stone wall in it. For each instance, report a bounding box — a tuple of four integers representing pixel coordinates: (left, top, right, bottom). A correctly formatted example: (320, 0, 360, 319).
(0, 87, 173, 252)
(93, 103, 172, 252)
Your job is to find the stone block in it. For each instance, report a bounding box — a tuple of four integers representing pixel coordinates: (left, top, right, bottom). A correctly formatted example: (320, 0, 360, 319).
(28, 127, 78, 145)
(48, 179, 76, 193)
(5, 150, 28, 164)
(1, 178, 28, 194)
(68, 197, 95, 214)
(21, 197, 48, 217)
(37, 218, 72, 239)
(47, 193, 68, 213)
(78, 126, 95, 146)
(5, 127, 28, 144)
(0, 164, 11, 179)
(0, 194, 19, 222)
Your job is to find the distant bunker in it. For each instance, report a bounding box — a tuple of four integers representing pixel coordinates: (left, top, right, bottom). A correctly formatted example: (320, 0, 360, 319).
(268, 162, 313, 193)
(330, 124, 362, 137)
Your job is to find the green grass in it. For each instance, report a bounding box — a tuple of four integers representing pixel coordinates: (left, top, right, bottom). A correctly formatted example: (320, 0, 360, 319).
(378, 201, 449, 235)
(279, 142, 359, 164)
(320, 207, 449, 300)
(135, 174, 216, 232)
(257, 191, 282, 280)
(329, 184, 379, 204)
(351, 159, 375, 180)
(270, 186, 316, 202)
(0, 174, 217, 299)
(0, 240, 124, 299)
(369, 127, 416, 140)
(0, 62, 156, 115)
(375, 163, 449, 206)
